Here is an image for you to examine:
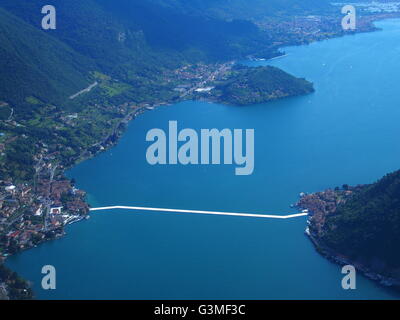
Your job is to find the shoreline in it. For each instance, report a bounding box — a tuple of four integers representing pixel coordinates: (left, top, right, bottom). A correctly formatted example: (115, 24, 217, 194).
(3, 13, 400, 300)
(306, 230, 400, 288)
(298, 189, 400, 291)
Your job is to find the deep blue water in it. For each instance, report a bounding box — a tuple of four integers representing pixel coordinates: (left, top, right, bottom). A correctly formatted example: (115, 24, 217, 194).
(6, 20, 400, 299)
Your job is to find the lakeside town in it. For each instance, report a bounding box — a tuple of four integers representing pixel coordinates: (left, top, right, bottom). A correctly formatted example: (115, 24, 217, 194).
(332, 1, 400, 14)
(1, 7, 400, 299)
(297, 182, 400, 288)
(0, 101, 158, 257)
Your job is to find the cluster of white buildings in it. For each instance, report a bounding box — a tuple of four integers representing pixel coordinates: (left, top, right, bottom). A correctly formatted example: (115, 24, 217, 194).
(332, 2, 400, 13)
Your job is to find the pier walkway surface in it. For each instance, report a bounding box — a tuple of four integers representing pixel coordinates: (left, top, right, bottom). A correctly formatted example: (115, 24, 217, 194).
(89, 206, 308, 219)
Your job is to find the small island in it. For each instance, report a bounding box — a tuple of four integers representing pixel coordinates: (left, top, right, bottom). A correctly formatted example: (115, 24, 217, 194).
(193, 65, 315, 106)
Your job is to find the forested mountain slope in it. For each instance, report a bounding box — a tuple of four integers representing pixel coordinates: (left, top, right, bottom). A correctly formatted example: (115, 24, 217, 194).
(0, 0, 286, 110)
(144, 0, 332, 20)
(299, 169, 400, 285)
(0, 7, 92, 107)
(322, 170, 400, 270)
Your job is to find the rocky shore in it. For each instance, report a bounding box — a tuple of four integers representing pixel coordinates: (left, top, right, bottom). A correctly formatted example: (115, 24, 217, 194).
(2, 11, 400, 299)
(297, 187, 400, 288)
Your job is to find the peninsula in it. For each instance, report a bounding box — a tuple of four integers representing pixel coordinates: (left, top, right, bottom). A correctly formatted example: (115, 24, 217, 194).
(1, 0, 399, 299)
(205, 65, 314, 105)
(298, 170, 400, 288)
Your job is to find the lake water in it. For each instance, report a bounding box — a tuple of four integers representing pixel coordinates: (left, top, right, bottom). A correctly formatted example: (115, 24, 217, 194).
(6, 19, 400, 300)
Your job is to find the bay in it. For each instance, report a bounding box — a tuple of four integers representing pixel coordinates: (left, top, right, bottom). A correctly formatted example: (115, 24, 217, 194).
(6, 19, 400, 300)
